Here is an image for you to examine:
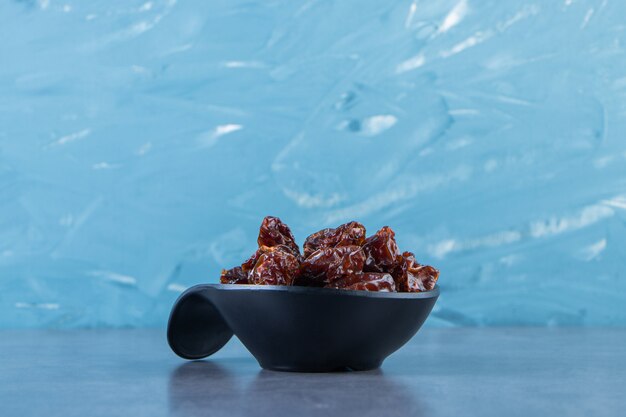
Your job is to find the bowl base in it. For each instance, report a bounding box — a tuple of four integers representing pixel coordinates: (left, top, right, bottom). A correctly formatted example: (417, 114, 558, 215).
(259, 360, 383, 373)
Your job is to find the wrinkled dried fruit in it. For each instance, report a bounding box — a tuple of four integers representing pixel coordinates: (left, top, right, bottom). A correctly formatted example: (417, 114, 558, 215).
(412, 265, 439, 291)
(362, 226, 401, 273)
(220, 266, 249, 284)
(327, 272, 396, 292)
(241, 247, 266, 275)
(303, 221, 366, 258)
(393, 251, 439, 292)
(249, 249, 300, 286)
(241, 245, 296, 274)
(258, 216, 300, 255)
(219, 217, 440, 292)
(299, 245, 365, 286)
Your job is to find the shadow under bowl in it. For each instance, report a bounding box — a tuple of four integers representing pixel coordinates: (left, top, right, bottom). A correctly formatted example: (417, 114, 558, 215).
(167, 283, 439, 372)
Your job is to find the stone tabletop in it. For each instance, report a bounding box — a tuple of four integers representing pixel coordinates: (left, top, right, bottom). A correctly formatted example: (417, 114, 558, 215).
(1, 328, 624, 417)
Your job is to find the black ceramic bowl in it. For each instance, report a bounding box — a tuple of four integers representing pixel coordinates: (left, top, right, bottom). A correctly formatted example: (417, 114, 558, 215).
(167, 283, 439, 372)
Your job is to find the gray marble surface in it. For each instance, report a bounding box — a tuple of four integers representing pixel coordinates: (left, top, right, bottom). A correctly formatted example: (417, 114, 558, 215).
(0, 328, 624, 416)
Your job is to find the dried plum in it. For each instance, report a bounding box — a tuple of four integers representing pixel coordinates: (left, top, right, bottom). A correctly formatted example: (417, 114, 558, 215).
(241, 245, 297, 275)
(299, 245, 365, 286)
(393, 251, 439, 292)
(249, 249, 300, 286)
(220, 266, 249, 284)
(327, 272, 396, 292)
(362, 226, 401, 273)
(303, 221, 366, 258)
(258, 216, 300, 256)
(241, 247, 266, 275)
(219, 217, 439, 292)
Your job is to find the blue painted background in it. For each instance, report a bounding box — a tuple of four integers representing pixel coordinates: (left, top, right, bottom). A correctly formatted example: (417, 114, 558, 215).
(1, 0, 625, 328)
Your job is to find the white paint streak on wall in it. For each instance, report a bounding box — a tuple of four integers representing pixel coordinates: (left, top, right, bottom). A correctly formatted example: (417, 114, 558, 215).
(197, 124, 243, 148)
(325, 166, 473, 224)
(92, 162, 119, 170)
(221, 61, 265, 69)
(167, 283, 187, 293)
(396, 54, 425, 73)
(429, 230, 522, 259)
(90, 271, 138, 286)
(438, 0, 469, 33)
(283, 189, 343, 208)
(361, 115, 398, 136)
(581, 8, 594, 29)
(602, 196, 626, 210)
(529, 205, 614, 238)
(441, 31, 492, 57)
(15, 302, 60, 310)
(51, 129, 91, 147)
(580, 239, 606, 261)
(430, 201, 618, 259)
(405, 1, 418, 28)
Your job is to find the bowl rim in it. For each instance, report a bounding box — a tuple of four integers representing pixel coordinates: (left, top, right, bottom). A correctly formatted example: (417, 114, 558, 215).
(204, 283, 440, 299)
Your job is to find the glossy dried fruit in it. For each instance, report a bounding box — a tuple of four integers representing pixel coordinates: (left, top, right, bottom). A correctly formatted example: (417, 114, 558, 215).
(362, 226, 401, 273)
(219, 217, 440, 292)
(299, 245, 365, 286)
(393, 252, 439, 292)
(249, 249, 300, 286)
(241, 247, 266, 275)
(241, 245, 296, 275)
(303, 221, 366, 258)
(220, 266, 249, 284)
(327, 272, 396, 292)
(258, 216, 300, 256)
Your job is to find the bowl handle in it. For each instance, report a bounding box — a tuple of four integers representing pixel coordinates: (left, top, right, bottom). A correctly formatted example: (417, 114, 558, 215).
(167, 284, 233, 360)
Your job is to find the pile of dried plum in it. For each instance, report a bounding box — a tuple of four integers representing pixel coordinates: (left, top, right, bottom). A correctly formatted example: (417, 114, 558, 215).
(220, 216, 439, 292)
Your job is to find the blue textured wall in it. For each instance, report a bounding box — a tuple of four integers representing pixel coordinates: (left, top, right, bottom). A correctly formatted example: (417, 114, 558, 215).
(1, 0, 625, 328)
